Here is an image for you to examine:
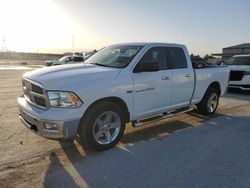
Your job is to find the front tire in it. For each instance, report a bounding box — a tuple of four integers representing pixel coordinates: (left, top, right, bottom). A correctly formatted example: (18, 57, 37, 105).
(197, 87, 219, 115)
(78, 102, 126, 151)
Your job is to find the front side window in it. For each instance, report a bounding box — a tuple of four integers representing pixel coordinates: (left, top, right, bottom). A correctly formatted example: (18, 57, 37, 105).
(226, 56, 250, 65)
(135, 47, 167, 71)
(85, 45, 143, 68)
(165, 47, 187, 69)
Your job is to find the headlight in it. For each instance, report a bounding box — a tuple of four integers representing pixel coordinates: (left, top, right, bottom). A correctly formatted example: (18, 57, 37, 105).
(47, 91, 82, 108)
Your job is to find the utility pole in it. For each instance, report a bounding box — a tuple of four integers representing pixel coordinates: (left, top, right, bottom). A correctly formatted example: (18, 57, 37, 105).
(2, 35, 8, 52)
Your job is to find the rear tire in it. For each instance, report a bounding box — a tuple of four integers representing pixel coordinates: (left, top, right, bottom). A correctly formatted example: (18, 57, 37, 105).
(197, 87, 219, 115)
(78, 102, 126, 151)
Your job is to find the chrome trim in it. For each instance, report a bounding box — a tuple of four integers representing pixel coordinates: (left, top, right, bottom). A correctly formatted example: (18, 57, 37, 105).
(228, 85, 250, 91)
(162, 76, 172, 80)
(19, 114, 32, 130)
(30, 91, 44, 98)
(135, 87, 155, 92)
(22, 78, 48, 109)
(19, 109, 64, 139)
(185, 74, 193, 78)
(24, 94, 47, 110)
(132, 107, 193, 127)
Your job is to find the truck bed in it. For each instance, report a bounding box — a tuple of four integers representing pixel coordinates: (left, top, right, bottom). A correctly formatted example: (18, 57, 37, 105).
(191, 66, 230, 104)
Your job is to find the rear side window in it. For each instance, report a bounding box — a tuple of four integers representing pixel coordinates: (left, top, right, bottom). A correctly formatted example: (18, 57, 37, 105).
(137, 47, 167, 70)
(165, 47, 187, 69)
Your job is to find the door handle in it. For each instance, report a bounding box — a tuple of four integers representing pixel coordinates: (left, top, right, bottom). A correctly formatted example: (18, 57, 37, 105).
(162, 76, 172, 80)
(185, 74, 193, 78)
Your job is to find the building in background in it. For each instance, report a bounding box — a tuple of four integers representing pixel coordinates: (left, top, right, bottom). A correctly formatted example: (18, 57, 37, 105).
(212, 43, 250, 60)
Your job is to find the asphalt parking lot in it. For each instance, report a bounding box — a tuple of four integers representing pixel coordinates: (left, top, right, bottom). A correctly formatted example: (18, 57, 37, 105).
(0, 68, 250, 188)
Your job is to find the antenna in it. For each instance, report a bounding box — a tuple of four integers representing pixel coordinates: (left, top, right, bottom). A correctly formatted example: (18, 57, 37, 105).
(2, 35, 8, 52)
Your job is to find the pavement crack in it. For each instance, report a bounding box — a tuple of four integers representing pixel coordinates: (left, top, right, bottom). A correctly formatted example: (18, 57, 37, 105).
(5, 130, 18, 141)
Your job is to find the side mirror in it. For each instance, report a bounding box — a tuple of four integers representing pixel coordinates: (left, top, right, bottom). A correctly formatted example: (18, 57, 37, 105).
(134, 61, 159, 73)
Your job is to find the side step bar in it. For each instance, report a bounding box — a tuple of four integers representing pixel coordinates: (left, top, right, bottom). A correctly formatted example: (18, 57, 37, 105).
(132, 107, 193, 127)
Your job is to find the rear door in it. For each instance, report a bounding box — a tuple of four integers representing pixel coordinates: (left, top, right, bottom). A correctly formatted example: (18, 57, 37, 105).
(132, 47, 173, 118)
(165, 47, 194, 108)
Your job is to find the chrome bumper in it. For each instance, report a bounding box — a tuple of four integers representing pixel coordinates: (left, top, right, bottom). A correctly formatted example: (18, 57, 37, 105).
(228, 85, 250, 91)
(18, 96, 81, 140)
(19, 109, 65, 139)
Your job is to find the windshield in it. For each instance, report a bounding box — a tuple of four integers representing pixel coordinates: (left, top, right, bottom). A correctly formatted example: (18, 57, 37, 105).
(226, 56, 250, 65)
(59, 56, 70, 62)
(85, 45, 143, 68)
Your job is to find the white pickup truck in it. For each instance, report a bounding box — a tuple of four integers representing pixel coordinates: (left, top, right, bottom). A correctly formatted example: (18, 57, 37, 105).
(18, 43, 230, 151)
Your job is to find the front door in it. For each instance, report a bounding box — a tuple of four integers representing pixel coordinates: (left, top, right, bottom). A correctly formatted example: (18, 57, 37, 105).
(132, 47, 173, 119)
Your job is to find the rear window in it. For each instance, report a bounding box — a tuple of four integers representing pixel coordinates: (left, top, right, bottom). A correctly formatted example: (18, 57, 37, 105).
(165, 47, 187, 69)
(74, 56, 83, 62)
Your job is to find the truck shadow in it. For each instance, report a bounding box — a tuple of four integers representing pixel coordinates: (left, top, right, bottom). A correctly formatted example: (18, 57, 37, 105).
(43, 152, 79, 188)
(121, 119, 195, 144)
(43, 111, 244, 187)
(227, 88, 250, 95)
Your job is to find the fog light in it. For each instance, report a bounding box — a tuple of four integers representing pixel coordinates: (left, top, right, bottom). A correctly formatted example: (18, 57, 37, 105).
(44, 123, 58, 130)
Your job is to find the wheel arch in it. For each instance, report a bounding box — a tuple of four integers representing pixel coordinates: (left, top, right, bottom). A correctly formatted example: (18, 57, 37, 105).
(197, 81, 221, 115)
(208, 81, 221, 96)
(198, 81, 221, 105)
(83, 97, 130, 123)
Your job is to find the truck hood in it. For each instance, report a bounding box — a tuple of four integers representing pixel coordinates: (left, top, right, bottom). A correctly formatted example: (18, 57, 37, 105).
(23, 63, 121, 89)
(228, 65, 250, 71)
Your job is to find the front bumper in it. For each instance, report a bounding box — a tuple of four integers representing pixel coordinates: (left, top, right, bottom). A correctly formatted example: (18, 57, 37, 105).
(228, 84, 250, 90)
(18, 96, 85, 140)
(229, 75, 250, 90)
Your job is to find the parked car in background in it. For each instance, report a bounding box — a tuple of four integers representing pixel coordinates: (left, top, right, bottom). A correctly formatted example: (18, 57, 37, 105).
(207, 59, 224, 66)
(191, 60, 208, 69)
(18, 43, 229, 151)
(226, 54, 250, 90)
(45, 55, 84, 66)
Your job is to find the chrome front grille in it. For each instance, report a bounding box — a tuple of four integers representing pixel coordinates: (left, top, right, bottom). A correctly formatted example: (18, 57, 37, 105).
(22, 79, 47, 108)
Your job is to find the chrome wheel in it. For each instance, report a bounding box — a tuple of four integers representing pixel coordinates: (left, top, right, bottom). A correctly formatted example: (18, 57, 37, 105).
(207, 93, 218, 113)
(93, 111, 121, 145)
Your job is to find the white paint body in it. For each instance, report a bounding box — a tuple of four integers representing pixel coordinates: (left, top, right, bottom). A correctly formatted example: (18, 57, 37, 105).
(19, 43, 230, 139)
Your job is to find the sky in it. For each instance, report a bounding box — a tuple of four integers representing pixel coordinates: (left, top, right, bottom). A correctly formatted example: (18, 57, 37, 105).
(0, 0, 249, 55)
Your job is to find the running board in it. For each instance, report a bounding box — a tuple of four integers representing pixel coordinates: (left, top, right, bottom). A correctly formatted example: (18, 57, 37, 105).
(132, 107, 193, 127)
